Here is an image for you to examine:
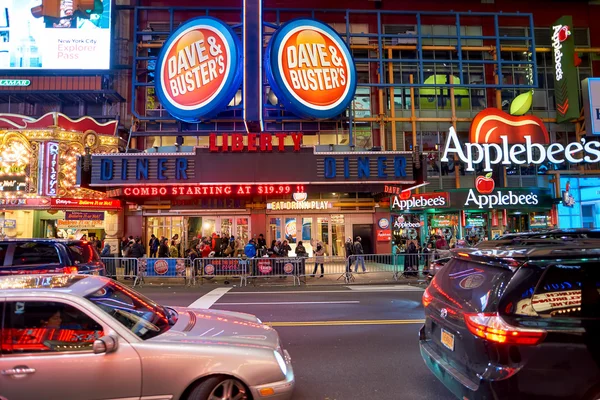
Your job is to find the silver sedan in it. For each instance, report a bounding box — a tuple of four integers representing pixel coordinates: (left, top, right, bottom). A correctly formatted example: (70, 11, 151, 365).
(0, 275, 294, 400)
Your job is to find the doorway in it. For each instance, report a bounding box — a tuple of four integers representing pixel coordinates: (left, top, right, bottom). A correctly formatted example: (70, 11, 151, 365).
(197, 216, 250, 243)
(268, 215, 335, 256)
(352, 224, 374, 255)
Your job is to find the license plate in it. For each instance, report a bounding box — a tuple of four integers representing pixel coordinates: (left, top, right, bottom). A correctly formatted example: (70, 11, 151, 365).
(441, 329, 455, 351)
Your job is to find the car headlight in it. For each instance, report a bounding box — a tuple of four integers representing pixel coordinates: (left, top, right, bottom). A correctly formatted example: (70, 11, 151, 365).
(274, 350, 287, 376)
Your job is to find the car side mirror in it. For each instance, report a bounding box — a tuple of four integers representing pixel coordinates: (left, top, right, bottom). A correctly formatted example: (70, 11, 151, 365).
(93, 334, 119, 354)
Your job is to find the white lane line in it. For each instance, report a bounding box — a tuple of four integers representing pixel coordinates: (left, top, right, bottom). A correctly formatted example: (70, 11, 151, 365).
(347, 285, 424, 292)
(226, 288, 422, 294)
(188, 288, 232, 309)
(214, 301, 360, 305)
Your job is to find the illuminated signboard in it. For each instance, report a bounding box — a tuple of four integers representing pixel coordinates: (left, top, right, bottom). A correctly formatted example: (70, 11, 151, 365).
(450, 182, 553, 210)
(123, 184, 299, 197)
(40, 141, 59, 197)
(154, 17, 242, 122)
(267, 199, 332, 211)
(57, 219, 104, 229)
(65, 211, 104, 221)
(265, 19, 357, 119)
(0, 1, 112, 70)
(93, 147, 414, 185)
(50, 198, 121, 209)
(441, 108, 600, 171)
(208, 133, 303, 152)
(391, 192, 450, 211)
(0, 175, 26, 192)
(551, 16, 580, 123)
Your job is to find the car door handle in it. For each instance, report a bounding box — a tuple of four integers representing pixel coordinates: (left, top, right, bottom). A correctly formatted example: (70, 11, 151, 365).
(1, 367, 36, 376)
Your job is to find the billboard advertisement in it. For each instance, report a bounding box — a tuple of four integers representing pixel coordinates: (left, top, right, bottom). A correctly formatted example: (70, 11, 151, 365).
(0, 0, 111, 70)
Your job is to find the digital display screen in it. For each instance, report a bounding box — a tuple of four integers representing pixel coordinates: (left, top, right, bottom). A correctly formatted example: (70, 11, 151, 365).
(0, 0, 111, 70)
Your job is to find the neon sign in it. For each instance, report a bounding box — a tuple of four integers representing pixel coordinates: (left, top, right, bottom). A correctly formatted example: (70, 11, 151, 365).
(41, 141, 59, 197)
(123, 185, 300, 197)
(391, 192, 449, 211)
(208, 133, 303, 152)
(268, 200, 332, 211)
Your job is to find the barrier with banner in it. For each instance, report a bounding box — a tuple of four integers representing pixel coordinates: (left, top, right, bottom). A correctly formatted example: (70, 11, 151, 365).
(194, 258, 248, 286)
(137, 258, 192, 286)
(246, 257, 305, 286)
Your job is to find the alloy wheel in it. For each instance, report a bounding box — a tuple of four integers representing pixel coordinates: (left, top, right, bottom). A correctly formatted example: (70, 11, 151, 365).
(208, 379, 248, 400)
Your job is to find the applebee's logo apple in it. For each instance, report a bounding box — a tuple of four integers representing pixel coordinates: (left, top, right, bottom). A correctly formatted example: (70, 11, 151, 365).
(557, 25, 571, 43)
(475, 173, 495, 195)
(399, 190, 411, 200)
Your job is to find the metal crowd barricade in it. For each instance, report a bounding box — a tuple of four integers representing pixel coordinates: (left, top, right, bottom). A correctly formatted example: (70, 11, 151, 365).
(344, 253, 433, 282)
(193, 257, 248, 286)
(296, 255, 351, 283)
(101, 257, 138, 282)
(246, 257, 304, 286)
(136, 258, 193, 287)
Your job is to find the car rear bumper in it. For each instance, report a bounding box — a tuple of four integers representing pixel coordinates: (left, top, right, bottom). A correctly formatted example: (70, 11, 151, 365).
(250, 350, 295, 400)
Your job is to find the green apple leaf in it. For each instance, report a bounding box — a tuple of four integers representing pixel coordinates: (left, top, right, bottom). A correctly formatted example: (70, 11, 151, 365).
(510, 91, 533, 116)
(485, 172, 493, 179)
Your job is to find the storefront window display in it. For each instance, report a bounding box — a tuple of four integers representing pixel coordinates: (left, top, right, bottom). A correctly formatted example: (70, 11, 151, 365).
(146, 216, 185, 252)
(464, 213, 487, 244)
(392, 214, 423, 251)
(529, 212, 551, 231)
(427, 214, 459, 248)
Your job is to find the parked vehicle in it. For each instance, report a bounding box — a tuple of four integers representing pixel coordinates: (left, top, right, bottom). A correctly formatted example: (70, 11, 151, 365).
(489, 228, 600, 242)
(0, 274, 295, 400)
(420, 239, 600, 400)
(425, 257, 451, 284)
(0, 239, 105, 275)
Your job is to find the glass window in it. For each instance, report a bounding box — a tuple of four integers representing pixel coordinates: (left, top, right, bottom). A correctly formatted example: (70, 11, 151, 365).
(284, 218, 297, 244)
(86, 280, 173, 340)
(11, 243, 60, 266)
(67, 243, 100, 264)
(269, 217, 281, 243)
(531, 263, 600, 318)
(331, 215, 345, 257)
(236, 217, 249, 244)
(2, 301, 104, 354)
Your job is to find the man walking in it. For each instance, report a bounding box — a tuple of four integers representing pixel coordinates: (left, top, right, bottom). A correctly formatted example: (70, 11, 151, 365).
(353, 236, 366, 273)
(149, 234, 159, 257)
(344, 237, 354, 273)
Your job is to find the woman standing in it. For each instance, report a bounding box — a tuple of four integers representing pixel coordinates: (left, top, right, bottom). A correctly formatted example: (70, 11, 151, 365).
(169, 240, 179, 258)
(280, 240, 291, 257)
(310, 239, 325, 278)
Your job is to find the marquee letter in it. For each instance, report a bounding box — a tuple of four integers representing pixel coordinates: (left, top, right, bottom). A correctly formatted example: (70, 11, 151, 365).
(357, 157, 370, 178)
(394, 157, 407, 177)
(120, 159, 128, 181)
(157, 158, 167, 180)
(136, 159, 148, 180)
(176, 158, 188, 180)
(344, 157, 350, 178)
(377, 156, 388, 178)
(441, 127, 468, 166)
(100, 159, 113, 181)
(324, 157, 336, 178)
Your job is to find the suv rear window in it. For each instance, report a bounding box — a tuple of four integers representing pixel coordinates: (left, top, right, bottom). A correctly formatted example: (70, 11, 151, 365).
(435, 258, 513, 312)
(67, 243, 100, 264)
(11, 243, 60, 266)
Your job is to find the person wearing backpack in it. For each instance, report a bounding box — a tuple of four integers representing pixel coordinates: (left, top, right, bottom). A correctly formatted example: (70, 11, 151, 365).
(344, 237, 354, 273)
(353, 236, 366, 273)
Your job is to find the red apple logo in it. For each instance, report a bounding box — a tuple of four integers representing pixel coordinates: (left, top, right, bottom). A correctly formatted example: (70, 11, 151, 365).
(557, 26, 571, 42)
(475, 173, 495, 194)
(470, 108, 549, 145)
(399, 190, 411, 200)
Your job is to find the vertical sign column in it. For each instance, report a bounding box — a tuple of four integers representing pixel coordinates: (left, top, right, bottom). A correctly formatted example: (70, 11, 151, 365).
(39, 141, 59, 197)
(243, 0, 263, 132)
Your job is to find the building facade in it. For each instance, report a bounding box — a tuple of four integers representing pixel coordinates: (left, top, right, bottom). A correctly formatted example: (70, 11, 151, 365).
(1, 0, 599, 254)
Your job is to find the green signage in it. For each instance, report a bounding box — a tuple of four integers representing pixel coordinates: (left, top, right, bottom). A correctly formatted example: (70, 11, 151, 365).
(0, 79, 31, 87)
(551, 16, 580, 123)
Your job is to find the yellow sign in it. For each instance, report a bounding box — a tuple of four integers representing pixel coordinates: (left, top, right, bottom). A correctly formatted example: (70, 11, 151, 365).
(57, 220, 104, 229)
(268, 200, 332, 211)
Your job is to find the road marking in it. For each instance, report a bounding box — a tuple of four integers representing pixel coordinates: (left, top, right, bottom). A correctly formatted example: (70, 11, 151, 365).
(266, 319, 425, 327)
(226, 287, 423, 295)
(214, 301, 360, 306)
(347, 285, 424, 292)
(188, 288, 232, 309)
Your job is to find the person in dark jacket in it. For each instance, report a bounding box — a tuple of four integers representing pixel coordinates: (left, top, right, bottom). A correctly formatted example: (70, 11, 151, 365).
(148, 234, 159, 257)
(158, 239, 170, 258)
(100, 243, 111, 257)
(353, 236, 366, 273)
(404, 241, 419, 276)
(344, 237, 354, 273)
(129, 238, 145, 259)
(280, 240, 291, 257)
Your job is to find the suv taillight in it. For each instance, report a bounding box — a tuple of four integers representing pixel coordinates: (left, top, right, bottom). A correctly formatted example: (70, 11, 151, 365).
(62, 266, 79, 274)
(422, 286, 433, 308)
(463, 312, 546, 345)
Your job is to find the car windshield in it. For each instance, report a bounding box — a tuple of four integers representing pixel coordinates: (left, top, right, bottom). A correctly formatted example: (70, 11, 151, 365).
(84, 280, 175, 340)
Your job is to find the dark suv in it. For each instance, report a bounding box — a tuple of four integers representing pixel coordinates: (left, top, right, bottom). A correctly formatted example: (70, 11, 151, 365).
(0, 239, 105, 275)
(420, 240, 600, 400)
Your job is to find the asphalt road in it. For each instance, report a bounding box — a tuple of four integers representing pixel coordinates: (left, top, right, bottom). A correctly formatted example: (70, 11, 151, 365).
(137, 284, 455, 400)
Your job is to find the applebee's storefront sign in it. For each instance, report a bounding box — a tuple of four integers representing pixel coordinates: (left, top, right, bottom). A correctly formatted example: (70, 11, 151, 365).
(441, 108, 600, 171)
(391, 192, 449, 211)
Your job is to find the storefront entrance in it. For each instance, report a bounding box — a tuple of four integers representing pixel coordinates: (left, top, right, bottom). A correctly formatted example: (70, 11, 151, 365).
(268, 214, 346, 256)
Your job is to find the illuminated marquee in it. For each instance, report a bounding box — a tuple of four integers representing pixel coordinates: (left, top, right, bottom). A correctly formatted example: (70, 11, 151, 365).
(265, 19, 357, 119)
(268, 200, 332, 211)
(123, 185, 300, 197)
(154, 17, 242, 121)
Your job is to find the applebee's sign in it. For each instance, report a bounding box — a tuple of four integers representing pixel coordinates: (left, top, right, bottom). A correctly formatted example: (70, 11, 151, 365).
(391, 191, 449, 211)
(441, 108, 600, 171)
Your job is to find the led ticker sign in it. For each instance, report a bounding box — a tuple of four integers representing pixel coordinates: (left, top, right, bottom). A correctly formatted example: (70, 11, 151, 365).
(265, 18, 357, 119)
(154, 17, 242, 121)
(123, 185, 303, 197)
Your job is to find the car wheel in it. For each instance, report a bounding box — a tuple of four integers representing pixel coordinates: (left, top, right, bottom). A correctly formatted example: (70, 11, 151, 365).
(187, 376, 249, 400)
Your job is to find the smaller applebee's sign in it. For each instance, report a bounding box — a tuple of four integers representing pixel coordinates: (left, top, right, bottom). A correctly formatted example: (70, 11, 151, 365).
(265, 19, 357, 119)
(155, 17, 242, 122)
(391, 192, 450, 211)
(441, 108, 600, 172)
(457, 177, 552, 210)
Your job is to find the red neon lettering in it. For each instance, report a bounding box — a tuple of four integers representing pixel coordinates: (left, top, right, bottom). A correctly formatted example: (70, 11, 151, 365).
(209, 134, 219, 152)
(291, 133, 303, 152)
(224, 186, 232, 195)
(195, 187, 202, 195)
(237, 186, 245, 195)
(124, 188, 131, 195)
(222, 133, 229, 152)
(260, 133, 273, 152)
(159, 187, 167, 195)
(216, 186, 223, 194)
(247, 133, 257, 152)
(275, 133, 286, 152)
(231, 134, 244, 152)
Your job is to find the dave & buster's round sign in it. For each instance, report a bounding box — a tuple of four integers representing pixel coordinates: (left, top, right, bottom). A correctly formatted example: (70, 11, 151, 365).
(155, 17, 242, 122)
(266, 19, 357, 119)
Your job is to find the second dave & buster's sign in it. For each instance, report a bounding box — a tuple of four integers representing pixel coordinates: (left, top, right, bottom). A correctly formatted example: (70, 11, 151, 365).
(154, 16, 356, 121)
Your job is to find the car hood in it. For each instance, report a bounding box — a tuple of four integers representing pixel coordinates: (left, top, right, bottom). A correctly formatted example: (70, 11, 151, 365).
(147, 307, 279, 350)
